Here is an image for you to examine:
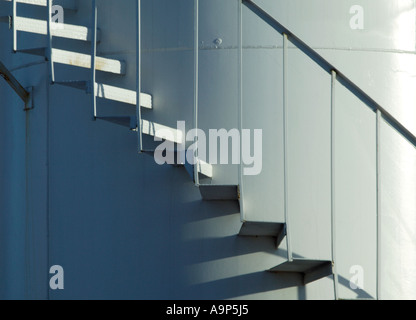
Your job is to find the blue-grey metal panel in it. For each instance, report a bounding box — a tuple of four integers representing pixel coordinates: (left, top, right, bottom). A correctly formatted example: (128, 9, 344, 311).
(0, 54, 49, 299)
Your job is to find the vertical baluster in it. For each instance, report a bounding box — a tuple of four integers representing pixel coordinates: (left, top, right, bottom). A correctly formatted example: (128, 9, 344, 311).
(136, 0, 143, 152)
(238, 0, 244, 214)
(331, 70, 339, 300)
(283, 33, 292, 262)
(193, 0, 200, 186)
(47, 0, 54, 83)
(376, 109, 382, 300)
(12, 0, 17, 52)
(91, 0, 97, 120)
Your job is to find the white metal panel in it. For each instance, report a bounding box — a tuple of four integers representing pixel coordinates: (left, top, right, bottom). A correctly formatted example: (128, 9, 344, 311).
(379, 119, 416, 300)
(197, 49, 239, 186)
(241, 48, 285, 224)
(287, 49, 332, 261)
(334, 81, 377, 300)
(254, 0, 416, 52)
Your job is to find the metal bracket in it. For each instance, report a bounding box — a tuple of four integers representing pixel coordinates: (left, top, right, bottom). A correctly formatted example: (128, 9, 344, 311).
(0, 61, 34, 111)
(23, 86, 34, 111)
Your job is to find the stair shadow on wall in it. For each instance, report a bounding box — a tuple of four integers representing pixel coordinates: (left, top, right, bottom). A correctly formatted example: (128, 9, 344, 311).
(337, 274, 375, 300)
(186, 271, 305, 300)
(182, 235, 284, 265)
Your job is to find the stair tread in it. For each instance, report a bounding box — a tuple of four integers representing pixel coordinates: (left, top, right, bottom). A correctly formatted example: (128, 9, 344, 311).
(269, 259, 333, 285)
(199, 184, 239, 201)
(182, 153, 213, 179)
(270, 259, 333, 273)
(19, 48, 126, 75)
(55, 81, 152, 109)
(141, 119, 182, 144)
(13, 16, 100, 42)
(95, 83, 152, 109)
(142, 151, 213, 178)
(53, 48, 125, 74)
(97, 116, 183, 144)
(239, 221, 285, 237)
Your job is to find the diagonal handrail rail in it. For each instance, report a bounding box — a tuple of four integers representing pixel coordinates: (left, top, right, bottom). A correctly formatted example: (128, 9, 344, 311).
(242, 0, 416, 148)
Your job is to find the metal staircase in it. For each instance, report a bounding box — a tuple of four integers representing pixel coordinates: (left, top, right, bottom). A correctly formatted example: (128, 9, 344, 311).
(2, 0, 416, 299)
(0, 0, 214, 179)
(239, 0, 416, 294)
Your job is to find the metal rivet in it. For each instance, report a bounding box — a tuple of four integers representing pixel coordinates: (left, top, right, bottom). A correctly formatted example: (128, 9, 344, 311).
(213, 38, 222, 46)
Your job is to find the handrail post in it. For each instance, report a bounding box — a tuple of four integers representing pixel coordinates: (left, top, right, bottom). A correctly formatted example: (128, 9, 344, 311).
(283, 33, 292, 262)
(47, 0, 55, 83)
(238, 0, 244, 215)
(331, 70, 339, 300)
(376, 109, 382, 300)
(12, 0, 16, 52)
(193, 0, 200, 186)
(136, 0, 143, 152)
(90, 0, 97, 120)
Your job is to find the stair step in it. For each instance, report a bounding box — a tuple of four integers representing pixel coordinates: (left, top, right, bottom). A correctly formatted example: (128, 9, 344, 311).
(143, 151, 213, 178)
(18, 48, 126, 75)
(97, 116, 182, 144)
(54, 80, 88, 90)
(269, 259, 333, 285)
(96, 116, 136, 130)
(199, 185, 239, 201)
(2, 0, 76, 10)
(11, 16, 100, 42)
(95, 83, 152, 109)
(140, 119, 182, 144)
(239, 221, 286, 247)
(183, 154, 213, 180)
(239, 221, 285, 237)
(187, 159, 213, 179)
(55, 81, 152, 109)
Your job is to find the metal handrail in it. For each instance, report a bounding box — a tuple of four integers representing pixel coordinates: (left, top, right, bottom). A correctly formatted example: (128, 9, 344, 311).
(242, 0, 416, 147)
